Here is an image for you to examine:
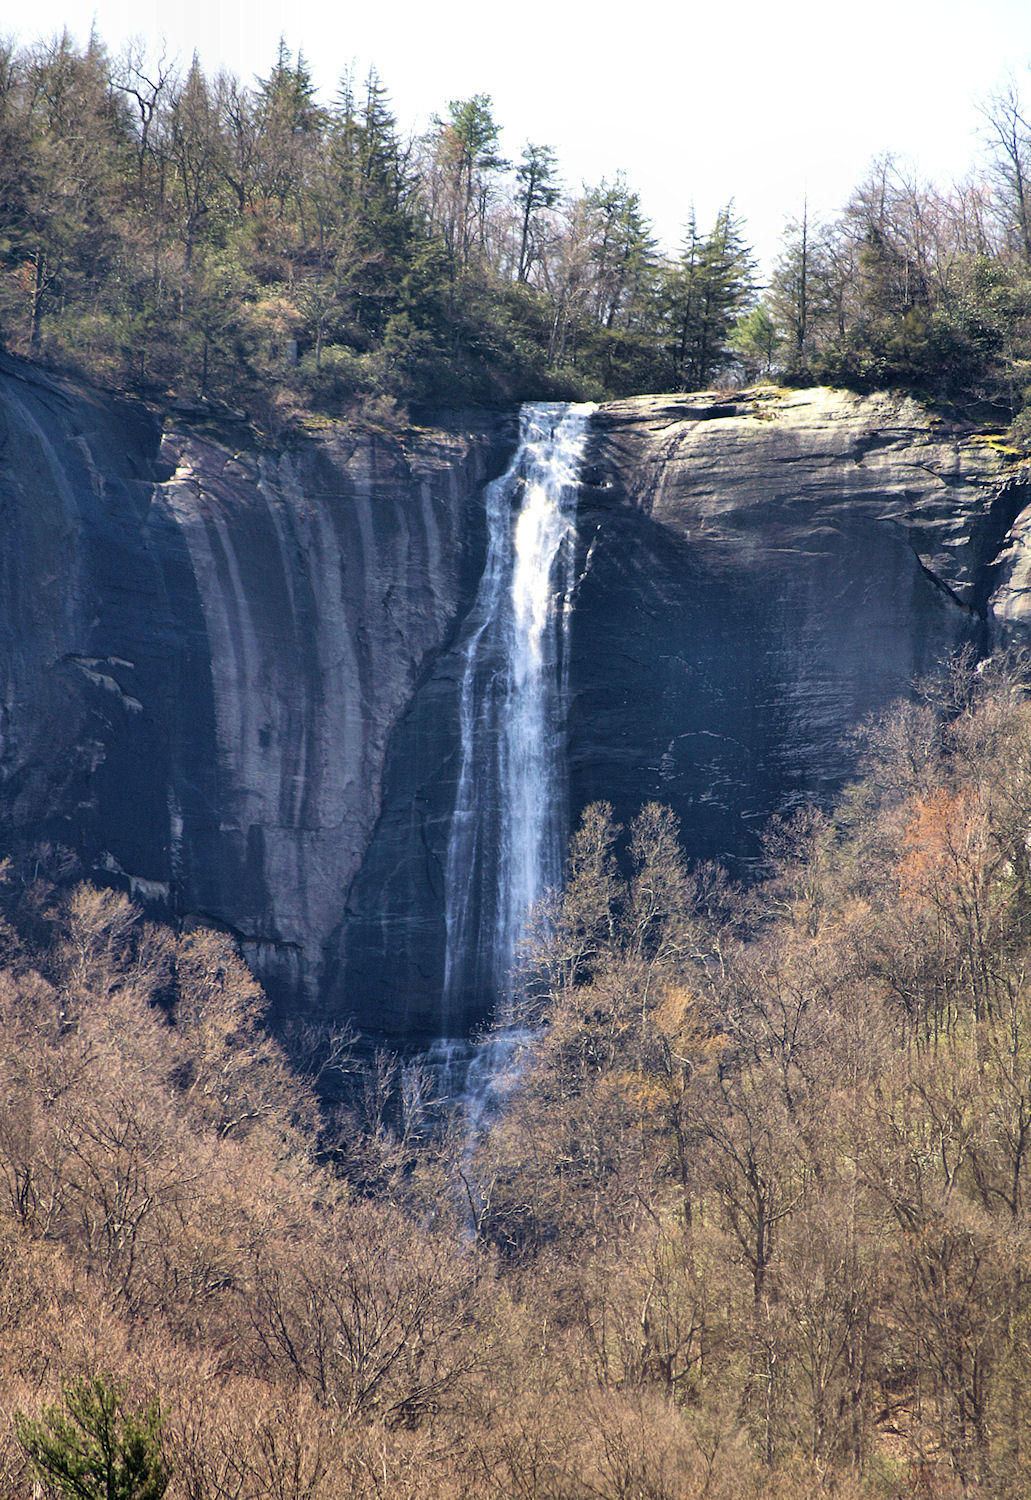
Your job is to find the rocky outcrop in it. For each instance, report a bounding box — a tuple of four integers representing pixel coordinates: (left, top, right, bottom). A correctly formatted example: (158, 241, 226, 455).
(0, 354, 513, 1018)
(570, 387, 1031, 867)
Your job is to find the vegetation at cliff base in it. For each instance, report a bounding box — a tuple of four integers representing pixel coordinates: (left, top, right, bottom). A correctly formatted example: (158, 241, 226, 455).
(7, 29, 1031, 432)
(5, 657, 1031, 1495)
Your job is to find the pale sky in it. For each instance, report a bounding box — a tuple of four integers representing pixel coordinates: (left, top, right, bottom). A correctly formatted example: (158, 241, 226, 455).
(9, 0, 1031, 272)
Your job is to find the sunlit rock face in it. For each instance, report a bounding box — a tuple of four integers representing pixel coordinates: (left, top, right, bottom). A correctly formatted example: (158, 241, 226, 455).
(0, 354, 514, 1018)
(571, 388, 1030, 869)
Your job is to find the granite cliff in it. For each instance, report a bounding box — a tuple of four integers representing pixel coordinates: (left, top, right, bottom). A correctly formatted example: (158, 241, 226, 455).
(2, 363, 1029, 1038)
(0, 354, 514, 1018)
(569, 387, 1031, 862)
(346, 388, 1031, 1035)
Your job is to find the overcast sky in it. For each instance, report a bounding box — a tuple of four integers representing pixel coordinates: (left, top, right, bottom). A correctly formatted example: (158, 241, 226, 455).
(10, 0, 1031, 271)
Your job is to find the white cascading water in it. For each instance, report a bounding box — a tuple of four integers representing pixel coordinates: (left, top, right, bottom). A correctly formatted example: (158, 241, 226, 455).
(436, 402, 594, 1116)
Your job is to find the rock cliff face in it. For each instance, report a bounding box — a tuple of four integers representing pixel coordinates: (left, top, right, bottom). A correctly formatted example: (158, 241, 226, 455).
(346, 388, 1031, 1036)
(0, 355, 513, 1017)
(3, 365, 1030, 1041)
(569, 387, 1031, 869)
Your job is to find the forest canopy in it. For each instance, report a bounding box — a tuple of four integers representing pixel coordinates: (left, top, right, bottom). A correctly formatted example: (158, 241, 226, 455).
(5, 30, 1031, 431)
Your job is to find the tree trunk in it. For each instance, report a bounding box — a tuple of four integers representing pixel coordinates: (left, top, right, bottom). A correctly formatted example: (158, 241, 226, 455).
(28, 247, 46, 354)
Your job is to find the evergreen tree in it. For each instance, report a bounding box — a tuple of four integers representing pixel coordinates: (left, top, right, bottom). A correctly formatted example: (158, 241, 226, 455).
(167, 55, 224, 271)
(585, 174, 657, 330)
(304, 68, 419, 355)
(7, 31, 131, 353)
(514, 142, 560, 284)
(14, 1375, 170, 1500)
(427, 94, 506, 269)
(253, 39, 325, 228)
(357, 70, 412, 213)
(663, 208, 701, 386)
(664, 206, 755, 389)
(730, 302, 779, 379)
(769, 203, 814, 369)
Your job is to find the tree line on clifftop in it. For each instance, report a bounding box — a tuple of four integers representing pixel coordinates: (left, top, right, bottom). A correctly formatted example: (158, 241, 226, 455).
(6, 31, 1031, 433)
(7, 655, 1031, 1496)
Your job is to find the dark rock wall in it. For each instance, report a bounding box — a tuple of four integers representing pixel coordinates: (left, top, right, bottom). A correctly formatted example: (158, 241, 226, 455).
(151, 421, 514, 1011)
(570, 388, 1023, 869)
(0, 358, 167, 858)
(347, 389, 1031, 1037)
(340, 625, 469, 1038)
(0, 355, 513, 1022)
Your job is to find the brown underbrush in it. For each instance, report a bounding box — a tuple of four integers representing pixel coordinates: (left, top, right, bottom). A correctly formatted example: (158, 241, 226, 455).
(7, 656, 1031, 1497)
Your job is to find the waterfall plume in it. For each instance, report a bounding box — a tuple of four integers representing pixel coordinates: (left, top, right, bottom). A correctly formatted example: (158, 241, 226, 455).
(441, 402, 594, 1033)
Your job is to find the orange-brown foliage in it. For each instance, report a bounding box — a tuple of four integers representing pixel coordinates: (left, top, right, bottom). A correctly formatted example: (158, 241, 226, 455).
(6, 662, 1031, 1498)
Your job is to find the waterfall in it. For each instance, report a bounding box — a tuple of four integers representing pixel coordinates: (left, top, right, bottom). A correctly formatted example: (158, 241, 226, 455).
(441, 401, 595, 1037)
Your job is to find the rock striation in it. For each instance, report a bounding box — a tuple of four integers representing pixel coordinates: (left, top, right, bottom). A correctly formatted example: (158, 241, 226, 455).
(0, 354, 513, 1019)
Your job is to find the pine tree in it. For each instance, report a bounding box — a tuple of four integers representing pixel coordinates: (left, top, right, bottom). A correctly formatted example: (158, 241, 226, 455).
(514, 142, 559, 284)
(321, 68, 418, 346)
(585, 175, 657, 330)
(167, 55, 224, 271)
(769, 204, 813, 368)
(14, 1375, 170, 1500)
(730, 302, 779, 379)
(664, 205, 755, 389)
(254, 39, 324, 220)
(428, 94, 507, 269)
(663, 208, 701, 386)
